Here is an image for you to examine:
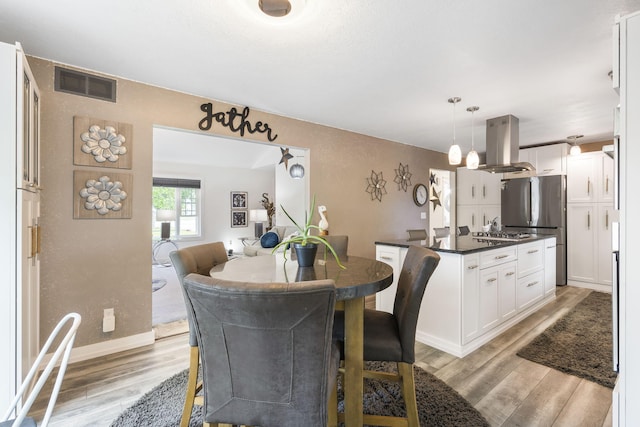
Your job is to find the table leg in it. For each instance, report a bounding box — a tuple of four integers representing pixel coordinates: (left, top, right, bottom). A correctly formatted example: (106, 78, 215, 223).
(343, 297, 364, 427)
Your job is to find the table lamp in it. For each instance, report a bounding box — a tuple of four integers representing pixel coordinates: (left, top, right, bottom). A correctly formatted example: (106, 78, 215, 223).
(249, 209, 268, 237)
(156, 209, 176, 240)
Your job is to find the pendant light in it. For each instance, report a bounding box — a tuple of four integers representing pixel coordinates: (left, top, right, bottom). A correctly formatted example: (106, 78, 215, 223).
(568, 134, 583, 156)
(289, 157, 305, 178)
(447, 97, 462, 165)
(466, 106, 480, 169)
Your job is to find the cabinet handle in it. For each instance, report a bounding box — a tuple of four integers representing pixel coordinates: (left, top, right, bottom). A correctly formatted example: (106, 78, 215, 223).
(472, 214, 475, 226)
(587, 177, 591, 195)
(487, 277, 497, 283)
(472, 185, 475, 198)
(587, 211, 591, 229)
(29, 225, 37, 259)
(527, 281, 539, 287)
(506, 271, 515, 276)
(483, 185, 486, 198)
(547, 246, 554, 249)
(606, 210, 609, 230)
(467, 265, 479, 270)
(495, 254, 509, 259)
(380, 256, 393, 261)
(35, 224, 41, 255)
(527, 249, 539, 254)
(606, 175, 609, 194)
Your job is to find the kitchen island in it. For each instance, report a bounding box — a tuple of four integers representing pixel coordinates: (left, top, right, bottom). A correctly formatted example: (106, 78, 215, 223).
(376, 234, 557, 357)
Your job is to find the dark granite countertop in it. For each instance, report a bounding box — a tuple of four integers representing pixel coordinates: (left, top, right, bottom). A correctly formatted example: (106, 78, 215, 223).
(375, 234, 551, 255)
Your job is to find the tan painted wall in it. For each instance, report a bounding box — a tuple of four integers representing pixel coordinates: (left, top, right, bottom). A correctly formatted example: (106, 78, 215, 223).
(29, 56, 451, 348)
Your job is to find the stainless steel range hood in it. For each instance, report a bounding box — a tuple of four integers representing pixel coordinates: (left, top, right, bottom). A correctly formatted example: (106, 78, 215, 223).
(477, 114, 535, 173)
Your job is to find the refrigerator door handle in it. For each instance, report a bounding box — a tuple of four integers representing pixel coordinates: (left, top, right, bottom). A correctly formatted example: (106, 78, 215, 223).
(527, 180, 533, 225)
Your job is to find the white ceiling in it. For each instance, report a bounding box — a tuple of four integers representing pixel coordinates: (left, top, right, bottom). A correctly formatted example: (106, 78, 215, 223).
(2, 0, 639, 155)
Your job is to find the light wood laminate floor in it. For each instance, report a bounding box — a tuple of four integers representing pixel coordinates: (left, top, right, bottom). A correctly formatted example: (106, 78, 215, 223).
(31, 285, 613, 427)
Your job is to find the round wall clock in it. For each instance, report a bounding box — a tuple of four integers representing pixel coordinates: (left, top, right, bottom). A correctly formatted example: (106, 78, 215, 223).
(413, 183, 428, 206)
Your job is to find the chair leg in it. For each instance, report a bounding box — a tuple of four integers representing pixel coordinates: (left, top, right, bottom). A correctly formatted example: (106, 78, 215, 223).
(327, 380, 338, 427)
(181, 345, 200, 427)
(398, 362, 419, 427)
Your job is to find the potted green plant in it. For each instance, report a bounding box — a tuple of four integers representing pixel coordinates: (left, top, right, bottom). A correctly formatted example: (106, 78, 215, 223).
(271, 196, 346, 269)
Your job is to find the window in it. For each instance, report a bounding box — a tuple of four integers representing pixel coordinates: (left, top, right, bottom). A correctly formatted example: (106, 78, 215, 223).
(152, 178, 201, 240)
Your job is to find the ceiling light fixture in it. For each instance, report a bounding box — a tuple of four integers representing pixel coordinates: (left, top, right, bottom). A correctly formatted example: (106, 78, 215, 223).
(447, 97, 462, 165)
(568, 134, 583, 156)
(255, 0, 306, 18)
(466, 106, 480, 170)
(259, 0, 291, 17)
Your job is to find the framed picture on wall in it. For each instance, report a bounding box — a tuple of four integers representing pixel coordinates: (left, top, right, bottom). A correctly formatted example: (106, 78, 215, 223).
(230, 191, 248, 209)
(231, 210, 247, 228)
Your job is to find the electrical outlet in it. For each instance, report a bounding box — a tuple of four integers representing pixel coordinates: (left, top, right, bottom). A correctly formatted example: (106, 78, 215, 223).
(103, 308, 115, 333)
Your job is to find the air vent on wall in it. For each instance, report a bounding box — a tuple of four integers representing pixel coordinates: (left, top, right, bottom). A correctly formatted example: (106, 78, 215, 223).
(54, 66, 116, 102)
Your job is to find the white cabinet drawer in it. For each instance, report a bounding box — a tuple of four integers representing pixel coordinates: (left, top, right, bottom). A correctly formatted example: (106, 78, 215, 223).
(480, 247, 517, 269)
(517, 270, 544, 311)
(517, 240, 544, 278)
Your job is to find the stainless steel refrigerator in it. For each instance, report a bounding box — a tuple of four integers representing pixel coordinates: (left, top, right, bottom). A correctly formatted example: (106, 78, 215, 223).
(501, 175, 566, 285)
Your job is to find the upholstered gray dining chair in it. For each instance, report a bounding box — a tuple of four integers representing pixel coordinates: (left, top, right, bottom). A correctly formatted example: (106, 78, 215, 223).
(406, 229, 427, 240)
(290, 235, 349, 261)
(318, 235, 349, 258)
(333, 245, 440, 427)
(169, 242, 228, 427)
(182, 274, 339, 427)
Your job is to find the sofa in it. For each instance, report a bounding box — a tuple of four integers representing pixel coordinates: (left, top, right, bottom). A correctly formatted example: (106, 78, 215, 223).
(243, 226, 298, 257)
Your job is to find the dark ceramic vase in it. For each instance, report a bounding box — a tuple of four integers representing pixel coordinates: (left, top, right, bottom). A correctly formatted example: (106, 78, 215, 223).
(294, 243, 318, 267)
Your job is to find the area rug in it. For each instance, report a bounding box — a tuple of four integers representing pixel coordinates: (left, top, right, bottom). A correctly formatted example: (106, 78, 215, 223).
(517, 291, 618, 389)
(110, 361, 489, 427)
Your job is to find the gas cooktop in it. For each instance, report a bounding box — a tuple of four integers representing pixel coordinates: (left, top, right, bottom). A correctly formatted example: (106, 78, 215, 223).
(472, 231, 532, 242)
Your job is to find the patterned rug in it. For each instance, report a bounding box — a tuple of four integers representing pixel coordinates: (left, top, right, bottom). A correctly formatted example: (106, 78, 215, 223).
(517, 291, 618, 388)
(110, 361, 489, 427)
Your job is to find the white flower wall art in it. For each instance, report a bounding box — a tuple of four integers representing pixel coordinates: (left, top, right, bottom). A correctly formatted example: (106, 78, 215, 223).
(74, 171, 133, 219)
(81, 125, 127, 163)
(74, 116, 133, 169)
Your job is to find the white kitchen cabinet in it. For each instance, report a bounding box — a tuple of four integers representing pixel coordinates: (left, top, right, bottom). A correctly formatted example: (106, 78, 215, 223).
(375, 244, 407, 313)
(544, 237, 557, 297)
(597, 204, 613, 286)
(567, 204, 598, 283)
(567, 151, 614, 203)
(567, 151, 614, 290)
(0, 41, 41, 406)
(516, 270, 544, 311)
(600, 153, 615, 203)
(457, 167, 502, 205)
(517, 240, 544, 278)
(525, 144, 569, 176)
(377, 238, 555, 357)
(461, 254, 481, 343)
(567, 203, 613, 290)
(456, 204, 500, 232)
(497, 262, 517, 323)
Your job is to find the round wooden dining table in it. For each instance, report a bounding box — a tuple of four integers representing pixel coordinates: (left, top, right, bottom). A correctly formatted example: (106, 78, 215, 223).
(210, 254, 393, 427)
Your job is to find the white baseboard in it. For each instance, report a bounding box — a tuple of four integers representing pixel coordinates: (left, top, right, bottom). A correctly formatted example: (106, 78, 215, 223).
(567, 280, 612, 293)
(69, 330, 156, 364)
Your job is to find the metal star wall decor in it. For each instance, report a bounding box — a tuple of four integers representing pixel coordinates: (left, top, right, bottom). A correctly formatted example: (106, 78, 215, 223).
(430, 186, 442, 211)
(366, 170, 387, 202)
(393, 163, 412, 192)
(279, 147, 294, 170)
(429, 171, 438, 186)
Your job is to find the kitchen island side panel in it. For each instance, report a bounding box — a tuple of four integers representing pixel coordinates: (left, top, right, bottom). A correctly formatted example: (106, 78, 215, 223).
(415, 252, 463, 353)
